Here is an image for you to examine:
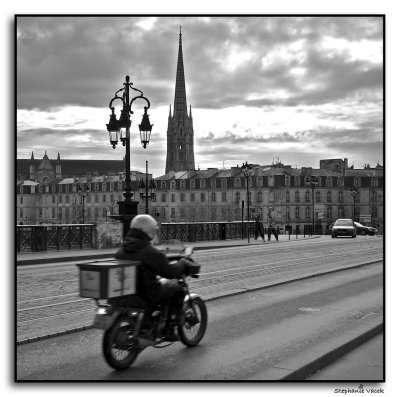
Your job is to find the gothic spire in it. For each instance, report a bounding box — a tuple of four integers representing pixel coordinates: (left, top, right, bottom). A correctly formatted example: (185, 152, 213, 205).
(173, 26, 188, 118)
(31, 151, 34, 161)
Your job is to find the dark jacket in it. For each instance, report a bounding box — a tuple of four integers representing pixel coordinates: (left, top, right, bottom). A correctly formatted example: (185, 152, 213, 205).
(115, 228, 185, 305)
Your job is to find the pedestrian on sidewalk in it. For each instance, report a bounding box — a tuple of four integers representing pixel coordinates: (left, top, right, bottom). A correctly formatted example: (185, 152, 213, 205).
(254, 214, 265, 242)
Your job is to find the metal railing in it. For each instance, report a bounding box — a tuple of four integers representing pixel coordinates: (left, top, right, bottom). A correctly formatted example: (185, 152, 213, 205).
(17, 224, 95, 253)
(159, 221, 255, 242)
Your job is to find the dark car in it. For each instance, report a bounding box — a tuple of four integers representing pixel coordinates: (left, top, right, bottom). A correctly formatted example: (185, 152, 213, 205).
(354, 222, 378, 236)
(331, 219, 356, 238)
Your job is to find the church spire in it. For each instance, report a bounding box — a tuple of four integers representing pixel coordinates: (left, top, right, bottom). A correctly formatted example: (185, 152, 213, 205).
(173, 26, 188, 118)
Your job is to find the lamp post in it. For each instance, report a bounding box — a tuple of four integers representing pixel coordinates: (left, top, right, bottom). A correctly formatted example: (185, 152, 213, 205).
(77, 184, 89, 224)
(350, 186, 358, 221)
(106, 75, 153, 237)
(241, 161, 252, 243)
(139, 160, 156, 214)
(305, 175, 318, 235)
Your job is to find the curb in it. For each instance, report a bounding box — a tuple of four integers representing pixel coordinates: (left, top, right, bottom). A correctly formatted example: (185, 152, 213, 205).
(16, 236, 321, 266)
(246, 322, 383, 381)
(16, 256, 380, 346)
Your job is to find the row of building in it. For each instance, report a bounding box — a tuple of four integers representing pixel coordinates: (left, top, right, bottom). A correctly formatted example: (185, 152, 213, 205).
(17, 154, 384, 230)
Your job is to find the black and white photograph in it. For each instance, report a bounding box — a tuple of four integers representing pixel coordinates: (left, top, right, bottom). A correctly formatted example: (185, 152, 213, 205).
(15, 13, 386, 387)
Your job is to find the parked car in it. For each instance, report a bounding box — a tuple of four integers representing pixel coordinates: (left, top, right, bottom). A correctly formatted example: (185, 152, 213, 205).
(354, 222, 378, 236)
(331, 219, 356, 238)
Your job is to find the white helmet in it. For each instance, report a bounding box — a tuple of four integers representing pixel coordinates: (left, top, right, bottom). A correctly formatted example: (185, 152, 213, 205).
(130, 214, 158, 239)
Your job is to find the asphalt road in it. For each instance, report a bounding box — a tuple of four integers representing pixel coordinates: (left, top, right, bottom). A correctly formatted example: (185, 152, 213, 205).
(16, 260, 383, 381)
(17, 236, 383, 341)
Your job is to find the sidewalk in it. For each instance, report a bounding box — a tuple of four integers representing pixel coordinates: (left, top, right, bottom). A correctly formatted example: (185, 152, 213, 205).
(307, 333, 383, 381)
(17, 234, 321, 265)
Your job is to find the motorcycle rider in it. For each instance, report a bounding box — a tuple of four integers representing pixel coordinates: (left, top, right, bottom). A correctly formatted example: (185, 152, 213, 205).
(115, 214, 188, 339)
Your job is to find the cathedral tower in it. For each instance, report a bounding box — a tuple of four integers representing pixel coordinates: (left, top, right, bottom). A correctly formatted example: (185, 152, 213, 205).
(165, 27, 195, 173)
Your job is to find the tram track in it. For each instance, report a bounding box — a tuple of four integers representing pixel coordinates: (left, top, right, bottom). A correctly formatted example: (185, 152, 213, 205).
(17, 244, 383, 344)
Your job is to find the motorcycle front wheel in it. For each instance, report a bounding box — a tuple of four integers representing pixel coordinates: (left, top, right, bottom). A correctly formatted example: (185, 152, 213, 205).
(178, 297, 207, 347)
(102, 315, 140, 371)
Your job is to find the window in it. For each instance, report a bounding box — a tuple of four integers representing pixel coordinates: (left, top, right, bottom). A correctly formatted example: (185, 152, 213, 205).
(315, 191, 321, 203)
(338, 191, 344, 203)
(66, 195, 70, 204)
(211, 179, 216, 189)
(327, 191, 332, 203)
(180, 180, 185, 189)
(20, 196, 23, 205)
(171, 208, 176, 219)
(371, 190, 377, 203)
(171, 194, 175, 203)
(171, 181, 175, 190)
(222, 192, 226, 202)
(118, 182, 122, 191)
(110, 182, 114, 191)
(372, 206, 378, 218)
(52, 185, 56, 193)
(211, 192, 216, 202)
(162, 194, 166, 202)
(180, 207, 185, 218)
(295, 206, 300, 219)
(161, 181, 166, 190)
(180, 193, 185, 202)
(268, 176, 274, 187)
(295, 190, 300, 203)
(326, 177, 333, 188)
(371, 178, 378, 187)
(190, 180, 195, 189)
(110, 194, 114, 202)
(65, 184, 69, 193)
(286, 206, 290, 220)
(221, 178, 227, 188)
(294, 176, 300, 187)
(354, 177, 361, 188)
(235, 191, 241, 203)
(338, 178, 344, 188)
(103, 207, 107, 217)
(286, 190, 290, 203)
(285, 175, 290, 187)
(235, 178, 241, 188)
(338, 206, 345, 218)
(201, 179, 206, 189)
(94, 207, 99, 218)
(103, 194, 107, 203)
(190, 193, 195, 202)
(258, 191, 263, 202)
(52, 195, 56, 204)
(326, 206, 332, 219)
(95, 194, 99, 203)
(305, 190, 310, 203)
(52, 208, 56, 218)
(305, 206, 310, 219)
(102, 183, 106, 191)
(95, 183, 99, 191)
(201, 193, 205, 202)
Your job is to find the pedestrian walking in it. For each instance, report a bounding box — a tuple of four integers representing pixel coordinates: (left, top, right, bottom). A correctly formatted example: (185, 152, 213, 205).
(254, 214, 265, 242)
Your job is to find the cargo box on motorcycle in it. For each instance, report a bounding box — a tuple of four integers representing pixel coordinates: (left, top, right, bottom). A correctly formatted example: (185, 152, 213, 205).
(77, 259, 141, 299)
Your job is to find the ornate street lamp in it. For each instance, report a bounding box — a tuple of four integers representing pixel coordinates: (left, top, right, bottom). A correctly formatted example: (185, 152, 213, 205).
(139, 160, 156, 214)
(241, 161, 252, 243)
(350, 186, 359, 221)
(106, 75, 153, 236)
(305, 175, 319, 235)
(77, 184, 89, 224)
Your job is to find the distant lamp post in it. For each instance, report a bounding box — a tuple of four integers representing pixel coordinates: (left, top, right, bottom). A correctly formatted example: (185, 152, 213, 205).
(305, 175, 319, 235)
(106, 75, 153, 236)
(139, 160, 156, 214)
(77, 184, 89, 224)
(350, 187, 359, 221)
(241, 161, 252, 243)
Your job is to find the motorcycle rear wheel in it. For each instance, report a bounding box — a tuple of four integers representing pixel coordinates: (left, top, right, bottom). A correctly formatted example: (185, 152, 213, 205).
(102, 315, 140, 371)
(178, 297, 207, 347)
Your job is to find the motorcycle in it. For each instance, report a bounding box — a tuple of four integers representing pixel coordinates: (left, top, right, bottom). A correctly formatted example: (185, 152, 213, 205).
(91, 240, 207, 371)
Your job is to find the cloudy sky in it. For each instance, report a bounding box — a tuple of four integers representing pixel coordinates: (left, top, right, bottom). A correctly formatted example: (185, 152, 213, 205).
(16, 16, 383, 177)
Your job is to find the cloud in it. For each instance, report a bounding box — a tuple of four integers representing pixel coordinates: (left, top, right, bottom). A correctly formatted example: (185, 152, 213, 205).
(16, 16, 383, 173)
